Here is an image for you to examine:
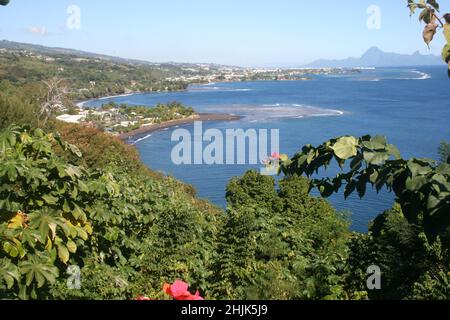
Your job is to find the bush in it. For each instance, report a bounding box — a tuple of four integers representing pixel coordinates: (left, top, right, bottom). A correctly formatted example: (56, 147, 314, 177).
(213, 171, 351, 300)
(0, 126, 222, 299)
(51, 121, 199, 197)
(345, 204, 450, 300)
(0, 91, 39, 131)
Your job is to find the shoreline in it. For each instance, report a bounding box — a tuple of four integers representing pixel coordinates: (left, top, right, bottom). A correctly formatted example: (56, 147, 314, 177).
(116, 113, 242, 141)
(74, 81, 344, 142)
(74, 77, 315, 108)
(74, 88, 189, 108)
(75, 91, 160, 108)
(73, 89, 243, 142)
(75, 93, 136, 107)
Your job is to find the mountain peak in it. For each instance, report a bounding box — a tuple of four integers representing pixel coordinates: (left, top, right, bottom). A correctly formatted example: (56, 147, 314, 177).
(365, 46, 383, 54)
(361, 47, 384, 59)
(305, 46, 441, 68)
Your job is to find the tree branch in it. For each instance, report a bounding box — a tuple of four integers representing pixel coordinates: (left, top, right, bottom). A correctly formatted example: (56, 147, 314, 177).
(433, 13, 445, 28)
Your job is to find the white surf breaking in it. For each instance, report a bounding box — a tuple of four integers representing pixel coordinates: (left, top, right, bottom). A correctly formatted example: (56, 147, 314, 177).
(131, 134, 153, 145)
(202, 104, 345, 122)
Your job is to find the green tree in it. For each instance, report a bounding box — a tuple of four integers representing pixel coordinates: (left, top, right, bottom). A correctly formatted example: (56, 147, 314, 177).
(226, 171, 282, 211)
(214, 171, 350, 300)
(0, 91, 39, 131)
(439, 141, 450, 164)
(345, 204, 450, 299)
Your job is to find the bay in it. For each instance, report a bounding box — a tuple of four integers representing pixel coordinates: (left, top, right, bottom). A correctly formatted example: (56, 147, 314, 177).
(86, 66, 450, 232)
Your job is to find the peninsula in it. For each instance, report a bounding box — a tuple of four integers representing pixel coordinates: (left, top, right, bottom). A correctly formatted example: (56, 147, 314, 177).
(56, 101, 241, 140)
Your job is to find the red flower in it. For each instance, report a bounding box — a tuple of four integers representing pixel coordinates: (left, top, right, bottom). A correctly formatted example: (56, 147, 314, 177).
(187, 291, 204, 301)
(163, 280, 204, 301)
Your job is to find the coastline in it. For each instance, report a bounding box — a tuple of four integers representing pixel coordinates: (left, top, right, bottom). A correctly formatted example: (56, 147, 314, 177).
(74, 88, 189, 108)
(75, 92, 153, 108)
(116, 113, 242, 141)
(74, 79, 342, 142)
(73, 89, 243, 142)
(74, 77, 315, 108)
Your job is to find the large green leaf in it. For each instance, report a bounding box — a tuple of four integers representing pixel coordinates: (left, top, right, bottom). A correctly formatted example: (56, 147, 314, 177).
(331, 137, 358, 160)
(362, 135, 387, 150)
(407, 160, 433, 176)
(387, 144, 402, 160)
(18, 255, 59, 289)
(66, 240, 77, 253)
(57, 245, 70, 264)
(42, 194, 58, 205)
(29, 210, 62, 243)
(0, 258, 19, 289)
(406, 176, 429, 191)
(363, 151, 390, 166)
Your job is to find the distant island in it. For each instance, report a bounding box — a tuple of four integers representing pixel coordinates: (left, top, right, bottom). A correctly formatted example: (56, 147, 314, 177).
(305, 46, 442, 68)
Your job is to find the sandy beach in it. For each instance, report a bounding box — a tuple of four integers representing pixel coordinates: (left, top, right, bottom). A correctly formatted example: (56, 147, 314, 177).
(117, 113, 241, 140)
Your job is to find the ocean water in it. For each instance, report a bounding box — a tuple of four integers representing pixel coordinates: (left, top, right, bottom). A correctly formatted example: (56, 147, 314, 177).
(86, 67, 450, 232)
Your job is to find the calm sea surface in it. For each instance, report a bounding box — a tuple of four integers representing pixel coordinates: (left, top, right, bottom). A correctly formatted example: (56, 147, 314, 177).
(86, 67, 450, 232)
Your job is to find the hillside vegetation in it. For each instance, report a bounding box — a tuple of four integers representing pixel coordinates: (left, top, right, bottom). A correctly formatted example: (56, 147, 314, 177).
(1, 82, 449, 299)
(0, 44, 189, 99)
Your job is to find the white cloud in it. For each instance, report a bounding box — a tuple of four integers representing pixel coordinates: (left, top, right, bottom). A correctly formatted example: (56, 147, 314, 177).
(26, 26, 49, 36)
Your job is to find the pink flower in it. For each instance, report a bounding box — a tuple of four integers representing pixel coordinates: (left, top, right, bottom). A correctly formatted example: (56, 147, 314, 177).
(163, 280, 204, 301)
(136, 296, 152, 300)
(271, 152, 281, 160)
(169, 280, 191, 300)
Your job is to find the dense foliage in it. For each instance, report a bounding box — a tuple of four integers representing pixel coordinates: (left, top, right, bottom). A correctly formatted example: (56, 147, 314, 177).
(118, 102, 195, 121)
(0, 45, 187, 100)
(280, 135, 450, 240)
(85, 101, 196, 134)
(1, 62, 449, 300)
(278, 135, 450, 299)
(0, 125, 357, 300)
(0, 81, 42, 130)
(0, 126, 223, 299)
(0, 89, 38, 130)
(212, 171, 351, 300)
(345, 204, 450, 299)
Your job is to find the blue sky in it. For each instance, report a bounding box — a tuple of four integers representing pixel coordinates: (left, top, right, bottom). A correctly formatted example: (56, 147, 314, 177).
(0, 0, 447, 67)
